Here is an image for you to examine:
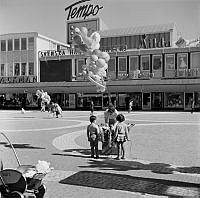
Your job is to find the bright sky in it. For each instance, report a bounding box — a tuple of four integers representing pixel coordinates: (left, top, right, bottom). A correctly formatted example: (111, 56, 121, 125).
(0, 0, 200, 43)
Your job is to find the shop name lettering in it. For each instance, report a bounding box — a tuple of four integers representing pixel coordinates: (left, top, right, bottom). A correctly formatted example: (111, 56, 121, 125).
(39, 50, 67, 57)
(65, 0, 103, 20)
(0, 76, 37, 84)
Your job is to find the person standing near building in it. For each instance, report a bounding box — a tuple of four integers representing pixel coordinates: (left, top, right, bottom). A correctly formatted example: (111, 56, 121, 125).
(113, 114, 130, 160)
(191, 98, 195, 114)
(128, 100, 133, 113)
(87, 115, 100, 159)
(90, 100, 94, 115)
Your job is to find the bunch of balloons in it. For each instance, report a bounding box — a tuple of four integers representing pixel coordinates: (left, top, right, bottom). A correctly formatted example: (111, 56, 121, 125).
(36, 90, 51, 104)
(71, 26, 110, 92)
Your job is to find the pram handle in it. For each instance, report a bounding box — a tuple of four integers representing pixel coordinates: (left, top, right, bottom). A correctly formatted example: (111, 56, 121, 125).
(0, 132, 21, 166)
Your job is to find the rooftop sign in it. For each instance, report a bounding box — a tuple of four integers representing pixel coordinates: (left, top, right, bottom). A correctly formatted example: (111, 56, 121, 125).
(65, 0, 103, 20)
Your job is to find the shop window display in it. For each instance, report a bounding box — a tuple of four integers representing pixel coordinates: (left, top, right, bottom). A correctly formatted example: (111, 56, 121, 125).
(165, 54, 175, 70)
(165, 93, 184, 108)
(141, 55, 150, 70)
(152, 55, 162, 70)
(177, 53, 188, 69)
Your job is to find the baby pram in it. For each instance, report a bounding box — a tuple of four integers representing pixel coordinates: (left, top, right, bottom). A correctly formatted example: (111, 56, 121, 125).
(0, 132, 48, 198)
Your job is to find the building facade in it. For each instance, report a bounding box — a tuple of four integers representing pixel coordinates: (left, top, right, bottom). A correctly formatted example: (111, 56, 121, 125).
(0, 22, 200, 111)
(0, 32, 69, 109)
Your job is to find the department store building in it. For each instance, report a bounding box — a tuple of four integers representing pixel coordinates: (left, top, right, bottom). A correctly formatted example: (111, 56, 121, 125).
(1, 18, 200, 111)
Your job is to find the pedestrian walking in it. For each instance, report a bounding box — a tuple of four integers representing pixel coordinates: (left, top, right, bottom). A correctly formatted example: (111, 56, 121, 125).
(128, 100, 133, 113)
(90, 100, 94, 115)
(113, 114, 130, 160)
(87, 115, 100, 159)
(191, 98, 195, 114)
(54, 102, 63, 118)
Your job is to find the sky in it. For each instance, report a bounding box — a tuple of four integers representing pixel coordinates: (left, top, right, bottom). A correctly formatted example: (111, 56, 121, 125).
(0, 0, 200, 43)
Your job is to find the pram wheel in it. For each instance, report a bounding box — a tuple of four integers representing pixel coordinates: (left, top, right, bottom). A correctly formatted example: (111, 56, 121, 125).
(9, 191, 24, 198)
(34, 184, 46, 198)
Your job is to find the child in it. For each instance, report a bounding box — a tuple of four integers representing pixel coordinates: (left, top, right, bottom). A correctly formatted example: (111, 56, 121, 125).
(87, 115, 100, 159)
(113, 114, 130, 160)
(54, 102, 63, 118)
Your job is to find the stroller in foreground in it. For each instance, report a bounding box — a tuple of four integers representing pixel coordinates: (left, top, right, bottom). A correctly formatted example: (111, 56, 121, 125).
(0, 132, 53, 198)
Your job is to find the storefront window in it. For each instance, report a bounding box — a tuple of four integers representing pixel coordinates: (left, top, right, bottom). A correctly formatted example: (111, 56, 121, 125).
(14, 39, 20, 50)
(185, 93, 193, 109)
(165, 54, 175, 70)
(21, 38, 27, 50)
(0, 64, 5, 76)
(118, 94, 128, 108)
(8, 39, 13, 51)
(177, 53, 188, 70)
(195, 92, 200, 108)
(191, 52, 200, 69)
(28, 62, 34, 75)
(129, 56, 138, 71)
(1, 40, 6, 51)
(118, 57, 127, 72)
(165, 93, 184, 108)
(143, 93, 150, 108)
(14, 63, 20, 76)
(21, 63, 26, 76)
(152, 92, 162, 109)
(141, 55, 150, 70)
(152, 55, 162, 70)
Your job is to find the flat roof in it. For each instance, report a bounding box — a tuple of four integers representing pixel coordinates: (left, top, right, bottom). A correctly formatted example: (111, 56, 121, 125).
(99, 23, 175, 37)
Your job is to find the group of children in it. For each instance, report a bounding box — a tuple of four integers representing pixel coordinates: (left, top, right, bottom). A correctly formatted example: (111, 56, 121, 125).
(87, 105, 133, 160)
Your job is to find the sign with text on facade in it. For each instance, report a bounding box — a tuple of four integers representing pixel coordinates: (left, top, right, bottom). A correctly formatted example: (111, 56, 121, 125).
(0, 76, 37, 84)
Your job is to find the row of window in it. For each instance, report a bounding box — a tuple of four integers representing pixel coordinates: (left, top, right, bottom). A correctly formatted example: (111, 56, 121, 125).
(76, 52, 200, 74)
(99, 32, 171, 50)
(0, 62, 34, 76)
(75, 52, 200, 80)
(0, 37, 34, 51)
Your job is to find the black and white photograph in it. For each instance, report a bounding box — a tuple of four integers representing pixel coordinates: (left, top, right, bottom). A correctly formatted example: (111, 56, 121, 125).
(0, 0, 200, 197)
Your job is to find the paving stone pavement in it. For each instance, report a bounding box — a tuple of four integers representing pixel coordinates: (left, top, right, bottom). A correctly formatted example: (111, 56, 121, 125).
(42, 158, 200, 198)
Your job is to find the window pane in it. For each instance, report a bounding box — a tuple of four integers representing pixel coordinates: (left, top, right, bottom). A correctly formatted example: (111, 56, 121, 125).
(129, 56, 138, 71)
(108, 58, 116, 72)
(8, 63, 13, 76)
(141, 56, 150, 70)
(28, 37, 34, 50)
(14, 63, 20, 76)
(14, 39, 19, 50)
(165, 54, 175, 70)
(1, 40, 6, 51)
(29, 62, 34, 75)
(191, 52, 200, 69)
(118, 57, 127, 72)
(21, 38, 27, 50)
(177, 53, 188, 69)
(21, 63, 26, 75)
(0, 64, 5, 76)
(77, 59, 85, 74)
(153, 55, 162, 70)
(8, 39, 13, 51)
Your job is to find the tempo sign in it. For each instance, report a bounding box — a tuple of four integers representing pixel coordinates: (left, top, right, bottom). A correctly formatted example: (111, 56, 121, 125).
(65, 0, 103, 20)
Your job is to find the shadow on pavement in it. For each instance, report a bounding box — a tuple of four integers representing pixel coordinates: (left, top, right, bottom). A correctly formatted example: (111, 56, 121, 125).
(79, 159, 175, 174)
(52, 149, 91, 159)
(0, 142, 45, 149)
(59, 170, 200, 197)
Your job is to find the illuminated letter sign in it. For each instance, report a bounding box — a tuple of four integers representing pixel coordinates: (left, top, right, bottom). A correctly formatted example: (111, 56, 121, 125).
(65, 0, 103, 20)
